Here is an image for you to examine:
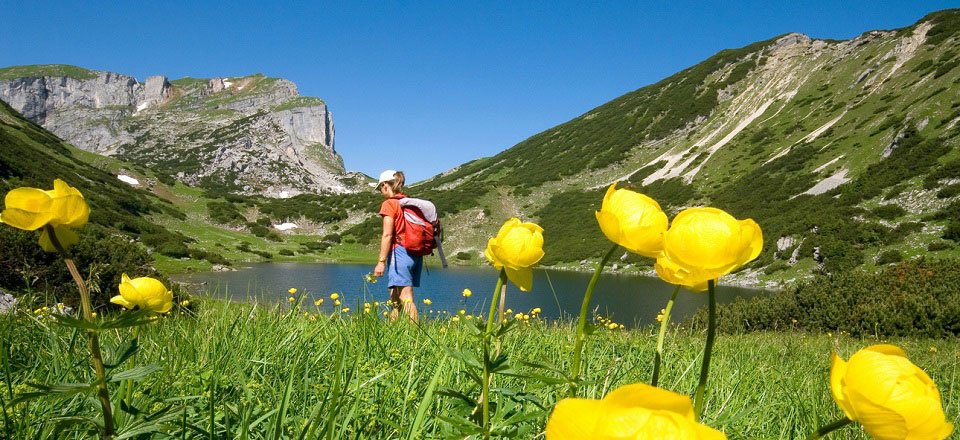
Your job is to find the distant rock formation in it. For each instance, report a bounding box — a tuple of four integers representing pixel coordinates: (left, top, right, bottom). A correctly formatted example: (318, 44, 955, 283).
(0, 66, 359, 196)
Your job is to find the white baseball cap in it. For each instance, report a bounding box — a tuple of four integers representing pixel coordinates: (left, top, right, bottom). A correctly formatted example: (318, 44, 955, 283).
(376, 169, 397, 189)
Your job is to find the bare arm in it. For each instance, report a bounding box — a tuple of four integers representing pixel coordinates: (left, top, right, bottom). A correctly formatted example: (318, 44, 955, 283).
(374, 215, 394, 277)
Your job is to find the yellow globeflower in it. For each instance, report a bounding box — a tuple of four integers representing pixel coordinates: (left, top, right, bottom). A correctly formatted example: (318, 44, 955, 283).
(546, 383, 726, 439)
(341, 307, 350, 313)
(1, 179, 90, 252)
(462, 288, 472, 298)
(288, 288, 297, 295)
(330, 293, 340, 300)
(831, 344, 953, 440)
(655, 207, 762, 291)
(423, 298, 432, 305)
(484, 217, 545, 292)
(595, 183, 668, 258)
(111, 274, 173, 314)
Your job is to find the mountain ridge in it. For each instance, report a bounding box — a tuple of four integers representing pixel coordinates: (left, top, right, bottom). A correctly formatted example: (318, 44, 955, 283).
(0, 66, 360, 197)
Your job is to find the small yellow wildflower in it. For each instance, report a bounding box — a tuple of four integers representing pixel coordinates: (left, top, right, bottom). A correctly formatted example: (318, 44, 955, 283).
(330, 293, 340, 300)
(423, 299, 432, 305)
(287, 297, 295, 303)
(180, 300, 190, 307)
(466, 315, 474, 321)
(607, 323, 618, 330)
(506, 308, 513, 315)
(458, 309, 466, 315)
(364, 302, 371, 308)
(341, 307, 350, 313)
(314, 299, 324, 306)
(514, 313, 523, 320)
(364, 272, 377, 283)
(462, 288, 472, 298)
(532, 307, 542, 314)
(288, 288, 297, 295)
(334, 300, 341, 306)
(451, 316, 460, 322)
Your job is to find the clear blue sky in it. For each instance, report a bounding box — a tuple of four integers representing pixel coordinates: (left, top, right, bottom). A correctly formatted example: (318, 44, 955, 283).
(2, 1, 958, 183)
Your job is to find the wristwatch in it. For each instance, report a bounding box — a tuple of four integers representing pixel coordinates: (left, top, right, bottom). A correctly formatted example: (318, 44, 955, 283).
(378, 257, 386, 263)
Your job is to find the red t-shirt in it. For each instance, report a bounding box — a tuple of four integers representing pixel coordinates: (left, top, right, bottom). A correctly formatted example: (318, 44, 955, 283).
(379, 194, 406, 249)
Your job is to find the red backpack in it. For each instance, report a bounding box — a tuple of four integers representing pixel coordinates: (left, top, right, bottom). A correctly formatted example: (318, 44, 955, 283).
(396, 197, 448, 267)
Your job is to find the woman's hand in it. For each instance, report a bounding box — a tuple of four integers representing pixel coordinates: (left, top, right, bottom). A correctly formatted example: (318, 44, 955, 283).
(374, 262, 385, 277)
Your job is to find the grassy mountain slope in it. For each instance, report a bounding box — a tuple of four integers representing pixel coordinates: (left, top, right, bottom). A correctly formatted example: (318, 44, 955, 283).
(0, 99, 193, 303)
(393, 9, 960, 285)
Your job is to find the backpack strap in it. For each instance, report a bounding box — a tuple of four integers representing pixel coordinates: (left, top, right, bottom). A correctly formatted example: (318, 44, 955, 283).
(435, 222, 448, 268)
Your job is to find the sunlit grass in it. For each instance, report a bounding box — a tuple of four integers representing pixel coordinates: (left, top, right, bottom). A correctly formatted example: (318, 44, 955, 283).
(3, 297, 957, 438)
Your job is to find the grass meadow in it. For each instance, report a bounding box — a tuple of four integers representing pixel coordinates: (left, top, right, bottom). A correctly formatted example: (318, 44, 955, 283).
(3, 296, 958, 439)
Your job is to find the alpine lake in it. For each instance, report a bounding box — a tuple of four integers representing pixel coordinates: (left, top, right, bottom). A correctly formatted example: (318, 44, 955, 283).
(173, 262, 766, 327)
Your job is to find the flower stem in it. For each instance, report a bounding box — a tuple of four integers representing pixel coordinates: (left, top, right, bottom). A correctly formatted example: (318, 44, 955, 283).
(651, 285, 680, 387)
(46, 226, 114, 439)
(692, 279, 716, 420)
(568, 244, 619, 397)
(481, 269, 507, 440)
(805, 418, 853, 439)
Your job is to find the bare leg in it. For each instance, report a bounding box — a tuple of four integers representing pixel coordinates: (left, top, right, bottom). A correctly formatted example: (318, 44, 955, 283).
(389, 287, 402, 321)
(399, 286, 419, 323)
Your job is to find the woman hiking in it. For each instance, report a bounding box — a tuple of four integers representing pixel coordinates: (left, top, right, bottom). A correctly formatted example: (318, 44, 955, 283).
(372, 170, 420, 322)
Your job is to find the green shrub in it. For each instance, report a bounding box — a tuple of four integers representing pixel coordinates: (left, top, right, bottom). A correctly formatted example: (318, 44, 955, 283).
(278, 249, 295, 256)
(943, 221, 960, 242)
(928, 241, 954, 251)
(0, 226, 157, 308)
(250, 224, 269, 237)
(266, 231, 283, 242)
(158, 242, 190, 258)
(875, 249, 904, 265)
(695, 258, 960, 337)
(871, 204, 907, 220)
(455, 251, 473, 261)
(763, 260, 789, 275)
(207, 201, 245, 225)
(188, 249, 229, 265)
(936, 183, 960, 199)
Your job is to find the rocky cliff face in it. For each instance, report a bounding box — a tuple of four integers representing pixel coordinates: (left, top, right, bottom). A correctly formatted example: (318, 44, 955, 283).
(0, 66, 356, 196)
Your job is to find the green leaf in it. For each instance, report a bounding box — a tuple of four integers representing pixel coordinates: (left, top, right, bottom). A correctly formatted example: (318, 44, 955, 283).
(494, 320, 518, 337)
(583, 322, 599, 336)
(109, 364, 160, 382)
(10, 382, 92, 405)
(436, 388, 477, 407)
(443, 347, 482, 371)
(408, 357, 446, 440)
(488, 353, 511, 373)
(51, 313, 98, 330)
(105, 338, 139, 369)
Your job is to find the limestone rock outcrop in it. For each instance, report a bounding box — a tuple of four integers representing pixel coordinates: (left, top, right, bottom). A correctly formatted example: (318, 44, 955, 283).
(0, 66, 356, 196)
